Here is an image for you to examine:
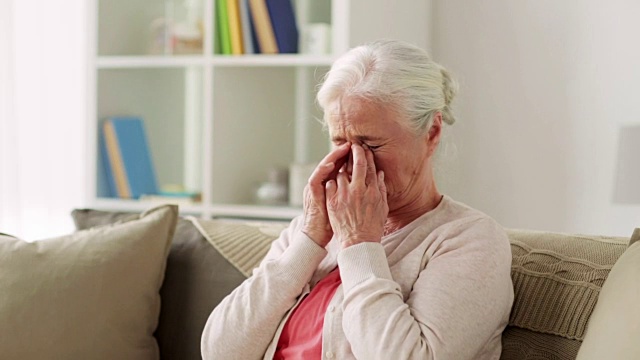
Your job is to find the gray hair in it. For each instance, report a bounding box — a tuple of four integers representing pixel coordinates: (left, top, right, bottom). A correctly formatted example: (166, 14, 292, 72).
(317, 39, 458, 134)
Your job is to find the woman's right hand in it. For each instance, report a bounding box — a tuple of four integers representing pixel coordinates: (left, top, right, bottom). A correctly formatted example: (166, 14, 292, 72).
(302, 142, 351, 247)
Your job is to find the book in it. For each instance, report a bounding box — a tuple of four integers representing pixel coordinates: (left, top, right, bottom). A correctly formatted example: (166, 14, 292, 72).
(99, 126, 117, 197)
(101, 117, 159, 199)
(265, 0, 298, 53)
(102, 119, 130, 198)
(246, 0, 261, 53)
(238, 0, 255, 54)
(216, 0, 232, 54)
(248, 0, 278, 53)
(226, 0, 245, 54)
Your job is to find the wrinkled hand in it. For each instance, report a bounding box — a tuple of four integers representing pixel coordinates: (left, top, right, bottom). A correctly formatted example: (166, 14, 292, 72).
(302, 142, 351, 247)
(325, 144, 389, 249)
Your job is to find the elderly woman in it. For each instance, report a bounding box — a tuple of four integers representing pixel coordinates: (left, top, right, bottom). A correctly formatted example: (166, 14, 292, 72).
(201, 39, 514, 360)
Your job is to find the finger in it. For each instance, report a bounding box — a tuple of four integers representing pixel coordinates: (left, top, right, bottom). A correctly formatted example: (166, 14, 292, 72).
(322, 142, 351, 164)
(378, 171, 387, 198)
(322, 143, 351, 182)
(309, 143, 350, 185)
(337, 170, 349, 190)
(350, 144, 367, 186)
(364, 145, 377, 186)
(307, 181, 325, 200)
(331, 153, 349, 179)
(308, 162, 334, 189)
(325, 179, 337, 203)
(335, 151, 349, 172)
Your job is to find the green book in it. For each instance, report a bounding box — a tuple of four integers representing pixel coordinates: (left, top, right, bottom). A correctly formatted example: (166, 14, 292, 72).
(216, 0, 232, 54)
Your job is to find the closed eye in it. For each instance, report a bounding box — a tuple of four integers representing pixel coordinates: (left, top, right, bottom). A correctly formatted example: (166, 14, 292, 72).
(366, 144, 382, 151)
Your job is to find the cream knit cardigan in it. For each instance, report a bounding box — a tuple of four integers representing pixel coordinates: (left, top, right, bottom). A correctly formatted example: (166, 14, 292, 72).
(201, 196, 514, 360)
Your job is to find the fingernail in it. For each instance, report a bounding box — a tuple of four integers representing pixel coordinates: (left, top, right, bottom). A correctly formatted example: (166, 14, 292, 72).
(362, 144, 369, 150)
(379, 171, 384, 181)
(326, 180, 334, 188)
(325, 162, 335, 168)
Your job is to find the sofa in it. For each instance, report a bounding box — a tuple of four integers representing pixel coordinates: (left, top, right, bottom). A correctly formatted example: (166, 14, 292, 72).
(1, 205, 638, 359)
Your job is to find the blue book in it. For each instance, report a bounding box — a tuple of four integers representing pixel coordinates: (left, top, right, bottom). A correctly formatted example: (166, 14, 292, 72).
(102, 117, 159, 199)
(265, 0, 298, 53)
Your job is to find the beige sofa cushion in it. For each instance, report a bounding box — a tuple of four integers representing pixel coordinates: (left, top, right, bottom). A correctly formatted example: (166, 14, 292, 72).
(501, 229, 629, 360)
(0, 205, 177, 360)
(71, 209, 252, 360)
(576, 229, 640, 360)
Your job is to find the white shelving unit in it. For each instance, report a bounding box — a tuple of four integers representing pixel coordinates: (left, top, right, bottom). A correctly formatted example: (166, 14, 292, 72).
(86, 0, 431, 220)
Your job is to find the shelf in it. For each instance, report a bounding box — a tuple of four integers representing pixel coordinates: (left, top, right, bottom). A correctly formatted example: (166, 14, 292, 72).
(208, 204, 302, 220)
(97, 56, 207, 68)
(212, 55, 335, 67)
(96, 55, 336, 69)
(91, 198, 302, 220)
(92, 198, 206, 215)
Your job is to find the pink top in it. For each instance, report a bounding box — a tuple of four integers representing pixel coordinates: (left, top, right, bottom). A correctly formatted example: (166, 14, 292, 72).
(274, 267, 342, 360)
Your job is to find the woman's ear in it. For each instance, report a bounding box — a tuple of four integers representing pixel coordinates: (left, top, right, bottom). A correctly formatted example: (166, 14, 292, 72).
(426, 112, 443, 156)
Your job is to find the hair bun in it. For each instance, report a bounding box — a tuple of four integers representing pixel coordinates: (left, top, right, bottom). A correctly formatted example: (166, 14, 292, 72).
(441, 67, 458, 125)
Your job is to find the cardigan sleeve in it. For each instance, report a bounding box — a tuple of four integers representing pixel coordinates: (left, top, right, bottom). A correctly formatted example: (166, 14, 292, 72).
(201, 216, 328, 360)
(338, 217, 514, 360)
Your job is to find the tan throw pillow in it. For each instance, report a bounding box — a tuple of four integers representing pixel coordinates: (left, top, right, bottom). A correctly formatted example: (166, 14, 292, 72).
(501, 229, 629, 360)
(189, 217, 289, 277)
(71, 209, 254, 360)
(507, 229, 628, 339)
(0, 205, 178, 360)
(576, 229, 640, 360)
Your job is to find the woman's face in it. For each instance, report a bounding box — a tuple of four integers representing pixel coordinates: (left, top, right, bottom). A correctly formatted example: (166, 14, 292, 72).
(326, 97, 439, 214)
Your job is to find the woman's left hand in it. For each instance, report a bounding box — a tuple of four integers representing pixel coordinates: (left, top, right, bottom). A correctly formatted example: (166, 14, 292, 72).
(325, 144, 389, 249)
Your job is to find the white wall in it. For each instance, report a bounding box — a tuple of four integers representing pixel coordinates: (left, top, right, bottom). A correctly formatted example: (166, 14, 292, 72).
(3, 0, 639, 239)
(0, 0, 88, 240)
(433, 0, 640, 236)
